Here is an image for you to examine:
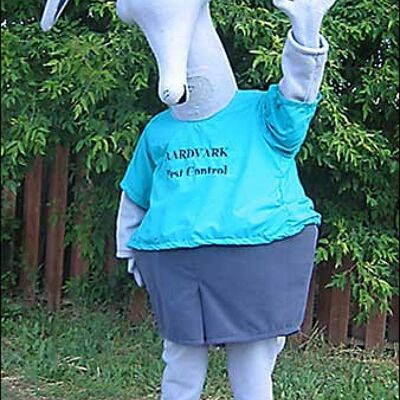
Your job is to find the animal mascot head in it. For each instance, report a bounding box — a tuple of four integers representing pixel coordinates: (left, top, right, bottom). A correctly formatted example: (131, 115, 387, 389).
(41, 0, 237, 120)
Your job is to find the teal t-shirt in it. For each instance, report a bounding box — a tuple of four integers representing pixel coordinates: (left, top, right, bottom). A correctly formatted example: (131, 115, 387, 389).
(121, 85, 321, 250)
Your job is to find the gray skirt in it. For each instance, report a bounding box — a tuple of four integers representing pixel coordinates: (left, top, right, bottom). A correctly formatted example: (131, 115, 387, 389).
(134, 224, 318, 346)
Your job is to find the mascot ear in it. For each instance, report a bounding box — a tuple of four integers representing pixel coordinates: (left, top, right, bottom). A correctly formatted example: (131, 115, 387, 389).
(40, 0, 71, 31)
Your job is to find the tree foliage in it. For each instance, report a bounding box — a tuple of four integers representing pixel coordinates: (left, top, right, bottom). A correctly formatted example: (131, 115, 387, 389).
(1, 0, 398, 321)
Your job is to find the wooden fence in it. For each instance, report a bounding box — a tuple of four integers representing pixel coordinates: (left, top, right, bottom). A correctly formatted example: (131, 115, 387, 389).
(2, 148, 399, 349)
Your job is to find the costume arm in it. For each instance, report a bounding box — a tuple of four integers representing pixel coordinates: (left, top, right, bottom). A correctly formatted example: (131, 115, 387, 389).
(274, 0, 335, 102)
(116, 191, 146, 286)
(261, 0, 335, 157)
(279, 30, 328, 103)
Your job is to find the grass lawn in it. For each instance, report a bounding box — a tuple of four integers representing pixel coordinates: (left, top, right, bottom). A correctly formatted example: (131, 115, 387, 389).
(1, 298, 399, 400)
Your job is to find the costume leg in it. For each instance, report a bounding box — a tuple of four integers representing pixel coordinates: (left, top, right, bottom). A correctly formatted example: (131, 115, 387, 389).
(226, 336, 286, 400)
(161, 339, 209, 400)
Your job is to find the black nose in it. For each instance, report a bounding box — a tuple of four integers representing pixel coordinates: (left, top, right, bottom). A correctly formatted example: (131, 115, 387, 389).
(177, 85, 188, 105)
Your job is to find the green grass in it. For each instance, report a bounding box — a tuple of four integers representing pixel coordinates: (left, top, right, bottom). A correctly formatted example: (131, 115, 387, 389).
(1, 298, 399, 400)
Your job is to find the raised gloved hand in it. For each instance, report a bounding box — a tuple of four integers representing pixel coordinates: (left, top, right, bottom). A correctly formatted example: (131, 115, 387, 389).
(128, 258, 144, 287)
(273, 0, 336, 48)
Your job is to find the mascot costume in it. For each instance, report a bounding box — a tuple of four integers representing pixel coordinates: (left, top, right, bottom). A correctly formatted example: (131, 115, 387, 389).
(41, 0, 335, 398)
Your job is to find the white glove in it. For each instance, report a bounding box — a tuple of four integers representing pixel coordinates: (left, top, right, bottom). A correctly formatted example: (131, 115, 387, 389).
(128, 258, 144, 287)
(273, 0, 336, 48)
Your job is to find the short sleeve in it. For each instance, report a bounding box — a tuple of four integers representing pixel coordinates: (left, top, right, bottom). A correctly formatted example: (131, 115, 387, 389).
(120, 130, 155, 209)
(261, 84, 321, 157)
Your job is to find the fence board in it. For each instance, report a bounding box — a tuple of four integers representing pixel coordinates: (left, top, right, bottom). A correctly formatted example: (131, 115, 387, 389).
(70, 162, 89, 278)
(1, 187, 17, 269)
(20, 156, 43, 306)
(70, 241, 87, 278)
(302, 269, 317, 336)
(365, 309, 387, 349)
(316, 260, 351, 345)
(2, 187, 16, 218)
(290, 269, 317, 347)
(128, 289, 148, 325)
(327, 282, 351, 345)
(350, 303, 366, 341)
(45, 145, 69, 312)
(316, 261, 332, 330)
(387, 295, 399, 342)
(104, 235, 117, 275)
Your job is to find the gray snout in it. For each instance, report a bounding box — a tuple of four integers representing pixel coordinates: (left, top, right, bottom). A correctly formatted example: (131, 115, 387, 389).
(160, 85, 188, 106)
